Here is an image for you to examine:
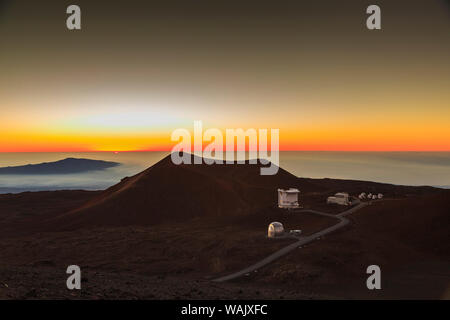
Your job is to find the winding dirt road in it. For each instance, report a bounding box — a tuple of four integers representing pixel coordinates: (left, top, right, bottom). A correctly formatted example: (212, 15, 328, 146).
(213, 202, 369, 282)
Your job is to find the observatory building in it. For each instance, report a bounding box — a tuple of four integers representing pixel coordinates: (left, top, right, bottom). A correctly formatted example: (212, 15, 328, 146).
(327, 192, 351, 206)
(268, 222, 285, 238)
(277, 188, 300, 209)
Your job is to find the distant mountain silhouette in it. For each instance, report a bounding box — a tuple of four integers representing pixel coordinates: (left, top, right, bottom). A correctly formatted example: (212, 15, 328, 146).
(0, 158, 120, 175)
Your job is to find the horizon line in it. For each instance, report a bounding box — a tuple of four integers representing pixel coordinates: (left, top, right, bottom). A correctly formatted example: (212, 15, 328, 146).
(1, 149, 450, 153)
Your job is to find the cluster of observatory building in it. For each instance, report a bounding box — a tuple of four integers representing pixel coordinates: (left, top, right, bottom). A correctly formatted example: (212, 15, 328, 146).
(358, 192, 383, 200)
(268, 188, 384, 238)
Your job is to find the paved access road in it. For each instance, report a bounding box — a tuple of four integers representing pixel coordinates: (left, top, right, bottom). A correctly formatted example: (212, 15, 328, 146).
(213, 202, 369, 282)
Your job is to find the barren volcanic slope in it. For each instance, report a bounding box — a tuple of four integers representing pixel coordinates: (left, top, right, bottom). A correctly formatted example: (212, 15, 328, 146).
(46, 155, 439, 231)
(45, 154, 324, 230)
(0, 154, 448, 299)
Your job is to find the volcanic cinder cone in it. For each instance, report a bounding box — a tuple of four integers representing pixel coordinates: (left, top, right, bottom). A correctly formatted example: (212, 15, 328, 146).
(47, 154, 322, 230)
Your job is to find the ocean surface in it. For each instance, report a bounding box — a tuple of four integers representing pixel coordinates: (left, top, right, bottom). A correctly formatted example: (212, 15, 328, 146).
(0, 152, 449, 193)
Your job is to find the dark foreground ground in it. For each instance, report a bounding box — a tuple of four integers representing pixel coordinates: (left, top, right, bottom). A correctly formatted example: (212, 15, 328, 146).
(0, 158, 448, 299)
(1, 189, 448, 299)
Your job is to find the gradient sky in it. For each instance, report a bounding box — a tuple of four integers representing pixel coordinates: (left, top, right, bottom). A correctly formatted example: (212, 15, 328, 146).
(1, 0, 449, 152)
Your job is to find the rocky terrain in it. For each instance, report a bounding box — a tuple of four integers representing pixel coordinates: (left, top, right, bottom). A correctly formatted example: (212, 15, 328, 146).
(0, 155, 448, 299)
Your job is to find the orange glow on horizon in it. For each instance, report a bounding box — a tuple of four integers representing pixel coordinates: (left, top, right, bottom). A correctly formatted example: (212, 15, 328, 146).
(2, 115, 450, 152)
(2, 136, 450, 152)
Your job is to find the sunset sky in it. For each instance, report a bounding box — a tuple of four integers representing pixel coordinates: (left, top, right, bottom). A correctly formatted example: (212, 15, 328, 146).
(1, 0, 449, 152)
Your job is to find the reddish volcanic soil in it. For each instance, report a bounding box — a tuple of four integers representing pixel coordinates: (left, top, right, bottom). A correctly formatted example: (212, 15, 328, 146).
(0, 154, 448, 299)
